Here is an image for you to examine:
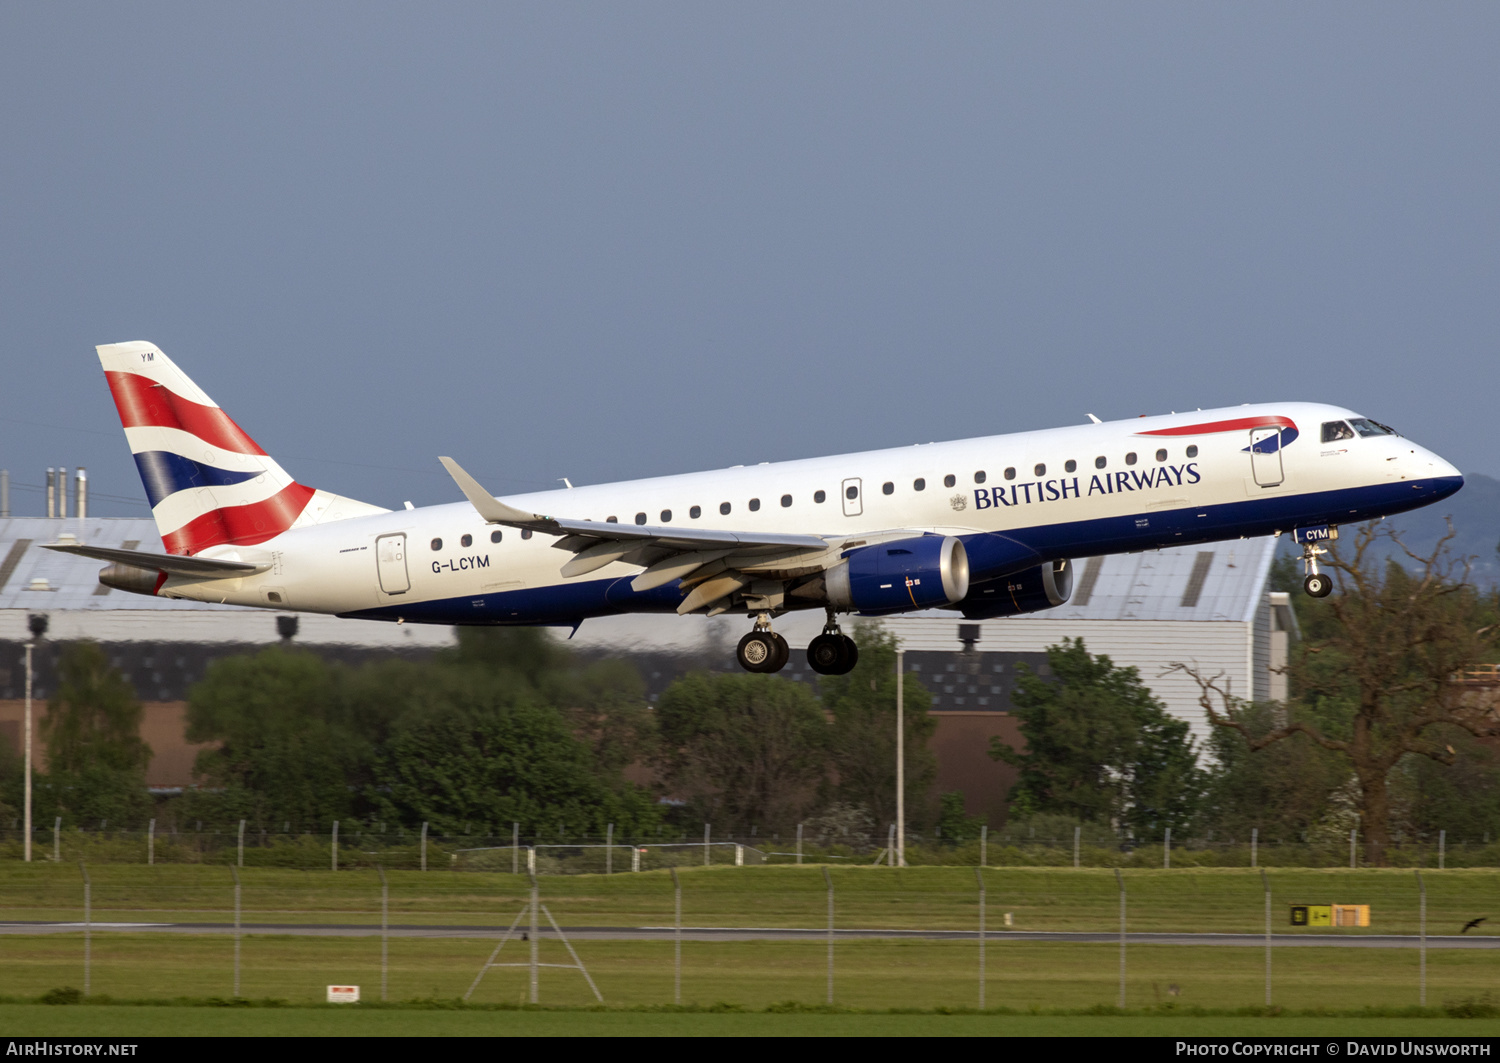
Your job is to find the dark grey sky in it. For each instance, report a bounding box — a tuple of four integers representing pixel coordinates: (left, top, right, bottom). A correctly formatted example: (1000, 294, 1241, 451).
(3, 3, 1496, 518)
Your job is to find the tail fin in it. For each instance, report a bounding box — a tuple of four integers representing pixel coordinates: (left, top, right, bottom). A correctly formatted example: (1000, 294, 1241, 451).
(98, 341, 386, 555)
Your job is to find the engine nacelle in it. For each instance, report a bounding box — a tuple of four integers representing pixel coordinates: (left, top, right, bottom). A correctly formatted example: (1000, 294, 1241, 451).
(958, 559, 1072, 619)
(825, 536, 970, 615)
(98, 562, 166, 597)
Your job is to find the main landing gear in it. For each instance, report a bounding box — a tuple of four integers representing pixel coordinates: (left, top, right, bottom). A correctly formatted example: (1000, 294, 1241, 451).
(734, 611, 859, 675)
(1301, 541, 1333, 598)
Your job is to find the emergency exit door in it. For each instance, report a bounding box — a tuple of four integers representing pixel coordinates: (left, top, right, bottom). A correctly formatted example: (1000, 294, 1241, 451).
(841, 477, 863, 517)
(376, 534, 410, 594)
(1249, 428, 1284, 487)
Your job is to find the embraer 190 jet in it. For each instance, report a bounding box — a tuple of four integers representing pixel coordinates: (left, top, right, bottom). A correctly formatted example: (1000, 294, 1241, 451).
(47, 342, 1463, 675)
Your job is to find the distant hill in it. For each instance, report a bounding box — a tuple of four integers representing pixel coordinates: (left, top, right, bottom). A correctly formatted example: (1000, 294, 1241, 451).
(1276, 471, 1500, 588)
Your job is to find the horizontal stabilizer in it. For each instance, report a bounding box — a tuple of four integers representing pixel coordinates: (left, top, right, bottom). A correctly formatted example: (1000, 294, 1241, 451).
(41, 543, 269, 579)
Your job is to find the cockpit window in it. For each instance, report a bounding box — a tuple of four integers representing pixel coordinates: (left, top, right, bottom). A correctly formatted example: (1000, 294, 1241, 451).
(1321, 420, 1356, 443)
(1349, 417, 1396, 438)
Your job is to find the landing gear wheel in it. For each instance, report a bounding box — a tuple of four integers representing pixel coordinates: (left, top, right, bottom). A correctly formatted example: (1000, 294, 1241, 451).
(839, 634, 859, 672)
(767, 633, 790, 673)
(807, 633, 845, 675)
(1303, 573, 1332, 598)
(737, 631, 777, 672)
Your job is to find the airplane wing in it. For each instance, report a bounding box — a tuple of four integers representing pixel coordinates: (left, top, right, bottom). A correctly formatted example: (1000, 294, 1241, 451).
(40, 543, 271, 578)
(440, 457, 874, 615)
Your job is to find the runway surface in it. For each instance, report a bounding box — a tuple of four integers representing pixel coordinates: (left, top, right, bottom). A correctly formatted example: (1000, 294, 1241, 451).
(2, 921, 1496, 948)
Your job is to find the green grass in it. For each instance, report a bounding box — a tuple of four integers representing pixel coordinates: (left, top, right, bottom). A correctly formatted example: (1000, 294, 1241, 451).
(2, 1004, 1498, 1037)
(0, 934, 1489, 1012)
(1, 863, 1495, 936)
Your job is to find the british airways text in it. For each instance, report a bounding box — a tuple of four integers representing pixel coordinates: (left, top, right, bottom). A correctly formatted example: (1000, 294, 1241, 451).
(975, 463, 1200, 509)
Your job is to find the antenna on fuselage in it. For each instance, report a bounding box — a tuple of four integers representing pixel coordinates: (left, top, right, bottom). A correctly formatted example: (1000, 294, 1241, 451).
(1086, 414, 1102, 424)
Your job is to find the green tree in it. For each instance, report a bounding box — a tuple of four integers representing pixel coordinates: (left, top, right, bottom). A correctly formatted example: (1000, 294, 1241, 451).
(656, 672, 828, 833)
(936, 791, 987, 842)
(184, 648, 358, 830)
(993, 637, 1203, 840)
(36, 641, 152, 827)
(373, 667, 659, 837)
(819, 624, 937, 831)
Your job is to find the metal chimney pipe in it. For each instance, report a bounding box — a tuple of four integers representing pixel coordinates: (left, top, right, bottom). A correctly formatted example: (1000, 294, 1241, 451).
(58, 466, 68, 519)
(46, 468, 55, 519)
(75, 468, 86, 519)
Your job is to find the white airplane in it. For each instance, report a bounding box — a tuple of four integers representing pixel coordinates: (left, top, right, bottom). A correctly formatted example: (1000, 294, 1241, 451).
(47, 341, 1463, 675)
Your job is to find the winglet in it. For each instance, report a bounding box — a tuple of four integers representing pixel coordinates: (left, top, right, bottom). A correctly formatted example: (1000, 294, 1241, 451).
(439, 457, 548, 525)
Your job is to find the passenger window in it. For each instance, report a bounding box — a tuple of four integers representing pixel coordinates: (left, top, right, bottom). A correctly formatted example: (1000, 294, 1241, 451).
(1155, 449, 1167, 462)
(748, 498, 761, 512)
(1065, 460, 1077, 473)
(1322, 421, 1356, 443)
(606, 516, 618, 523)
(845, 485, 859, 500)
(973, 471, 987, 484)
(720, 502, 731, 515)
(781, 494, 792, 507)
(490, 530, 503, 543)
(690, 505, 702, 519)
(460, 534, 472, 548)
(814, 490, 826, 504)
(521, 529, 533, 540)
(1034, 463, 1046, 477)
(1095, 456, 1107, 469)
(913, 478, 925, 491)
(634, 512, 647, 525)
(1004, 467, 1016, 480)
(1125, 452, 1137, 466)
(944, 474, 956, 488)
(660, 509, 672, 522)
(430, 538, 442, 551)
(1186, 445, 1198, 458)
(882, 482, 894, 495)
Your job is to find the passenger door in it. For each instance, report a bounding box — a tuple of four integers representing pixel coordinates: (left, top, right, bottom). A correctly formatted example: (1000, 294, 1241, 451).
(1249, 428, 1284, 487)
(376, 533, 410, 594)
(841, 477, 863, 517)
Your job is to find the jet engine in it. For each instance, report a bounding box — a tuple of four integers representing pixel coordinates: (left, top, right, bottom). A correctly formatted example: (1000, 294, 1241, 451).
(98, 563, 165, 597)
(958, 559, 1072, 619)
(824, 536, 970, 615)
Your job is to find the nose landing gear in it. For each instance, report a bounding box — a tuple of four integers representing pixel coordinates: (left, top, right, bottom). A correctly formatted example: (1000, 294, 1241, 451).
(736, 614, 790, 673)
(1301, 541, 1333, 598)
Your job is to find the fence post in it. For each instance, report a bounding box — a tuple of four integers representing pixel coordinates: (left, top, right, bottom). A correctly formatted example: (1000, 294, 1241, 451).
(632, 846, 641, 873)
(823, 866, 835, 1005)
(148, 818, 155, 866)
(670, 867, 682, 1005)
(980, 824, 988, 868)
(512, 823, 519, 875)
(528, 872, 540, 1004)
(796, 823, 803, 866)
(378, 865, 389, 1002)
(230, 865, 241, 997)
(887, 823, 896, 866)
(53, 817, 61, 863)
(420, 821, 428, 872)
(1252, 827, 1258, 869)
(1164, 827, 1171, 869)
(527, 846, 535, 875)
(975, 867, 986, 1009)
(896, 648, 906, 869)
(1417, 869, 1426, 1007)
(1074, 825, 1081, 869)
(607, 823, 614, 875)
(237, 819, 245, 868)
(734, 843, 744, 867)
(1261, 868, 1271, 1007)
(1349, 827, 1357, 869)
(704, 823, 711, 866)
(1439, 829, 1446, 871)
(332, 820, 339, 872)
(1114, 867, 1125, 1009)
(79, 861, 90, 997)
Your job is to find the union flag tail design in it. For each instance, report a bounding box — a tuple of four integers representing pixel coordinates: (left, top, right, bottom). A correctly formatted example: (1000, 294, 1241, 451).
(98, 341, 385, 555)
